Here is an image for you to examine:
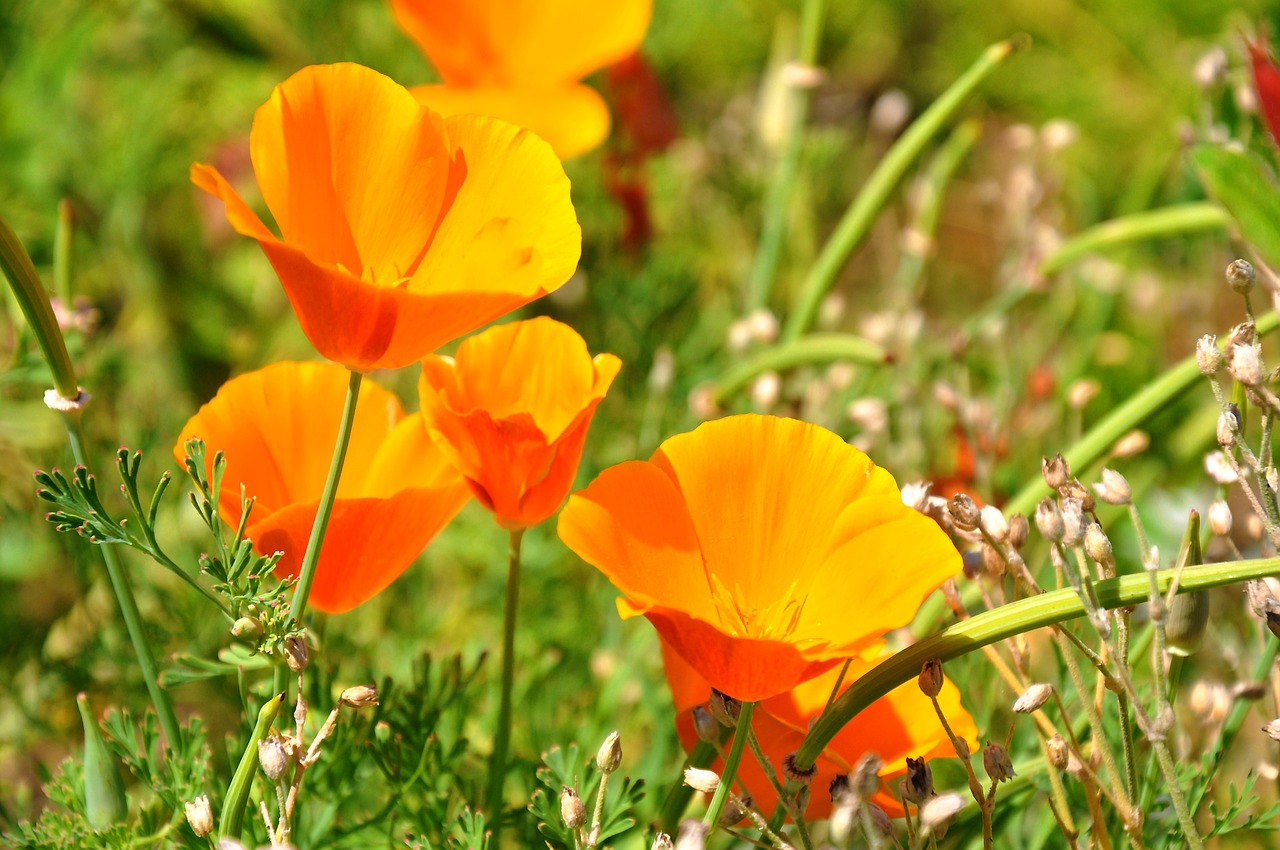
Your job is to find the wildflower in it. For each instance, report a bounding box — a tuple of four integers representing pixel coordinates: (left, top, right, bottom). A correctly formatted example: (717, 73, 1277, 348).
(193, 63, 580, 371)
(175, 362, 470, 612)
(419, 317, 619, 530)
(661, 641, 975, 820)
(558, 414, 962, 701)
(389, 0, 651, 158)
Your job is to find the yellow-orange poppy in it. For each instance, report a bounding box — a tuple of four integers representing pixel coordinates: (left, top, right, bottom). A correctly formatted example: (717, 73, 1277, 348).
(192, 63, 580, 372)
(174, 361, 470, 613)
(663, 641, 976, 819)
(557, 415, 962, 702)
(389, 0, 651, 158)
(418, 317, 620, 530)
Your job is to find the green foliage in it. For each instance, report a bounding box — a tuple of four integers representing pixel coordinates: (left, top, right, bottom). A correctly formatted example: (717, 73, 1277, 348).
(1192, 145, 1280, 270)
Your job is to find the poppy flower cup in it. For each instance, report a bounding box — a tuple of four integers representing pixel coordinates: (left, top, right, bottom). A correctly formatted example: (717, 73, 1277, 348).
(174, 361, 470, 613)
(557, 414, 964, 703)
(662, 641, 976, 819)
(419, 317, 621, 530)
(192, 63, 581, 372)
(390, 0, 652, 158)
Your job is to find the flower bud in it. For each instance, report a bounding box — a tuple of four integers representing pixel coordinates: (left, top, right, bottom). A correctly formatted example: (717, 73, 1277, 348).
(231, 616, 264, 644)
(717, 795, 750, 828)
(596, 730, 622, 774)
(1166, 591, 1210, 657)
(1060, 498, 1085, 548)
(258, 735, 289, 781)
(1093, 468, 1132, 506)
(1208, 499, 1233, 537)
(901, 756, 933, 803)
(1227, 258, 1256, 295)
(918, 658, 944, 698)
(691, 705, 719, 743)
(948, 494, 981, 532)
(282, 634, 309, 673)
(340, 684, 379, 707)
(1061, 478, 1096, 513)
(1047, 734, 1069, 770)
(1204, 450, 1238, 485)
(979, 505, 1008, 541)
(674, 819, 708, 850)
(1042, 454, 1070, 490)
(1013, 683, 1054, 714)
(1196, 334, 1222, 376)
(651, 832, 674, 850)
(1228, 343, 1264, 386)
(747, 308, 779, 343)
(1084, 522, 1114, 567)
(561, 787, 586, 829)
(982, 742, 1016, 783)
(708, 690, 741, 727)
(683, 767, 720, 794)
(850, 752, 882, 800)
(1035, 497, 1064, 543)
(1264, 719, 1280, 742)
(918, 792, 966, 837)
(1227, 321, 1258, 348)
(1067, 378, 1100, 410)
(185, 794, 213, 837)
(1112, 429, 1149, 458)
(1007, 514, 1029, 550)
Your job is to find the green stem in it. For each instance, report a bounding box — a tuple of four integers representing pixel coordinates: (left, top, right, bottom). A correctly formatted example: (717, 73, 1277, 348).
(794, 556, 1280, 770)
(745, 0, 825, 310)
(54, 200, 74, 306)
(487, 528, 526, 816)
(67, 417, 182, 749)
(1004, 311, 1280, 518)
(219, 692, 284, 840)
(1038, 203, 1229, 277)
(288, 369, 363, 623)
(0, 212, 79, 399)
(703, 701, 757, 829)
(710, 333, 887, 405)
(782, 35, 1026, 342)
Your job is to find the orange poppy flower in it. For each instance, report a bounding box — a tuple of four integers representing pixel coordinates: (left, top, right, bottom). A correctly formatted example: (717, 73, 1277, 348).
(192, 63, 580, 372)
(663, 641, 976, 819)
(389, 0, 652, 158)
(418, 317, 620, 530)
(557, 415, 962, 702)
(174, 361, 470, 613)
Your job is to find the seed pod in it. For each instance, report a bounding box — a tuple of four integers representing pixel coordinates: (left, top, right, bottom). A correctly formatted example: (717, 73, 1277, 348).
(979, 505, 1008, 541)
(902, 756, 933, 803)
(1197, 334, 1222, 376)
(1060, 498, 1085, 548)
(1035, 497, 1064, 542)
(918, 792, 966, 837)
(1208, 500, 1233, 537)
(683, 767, 720, 794)
(708, 690, 740, 727)
(918, 658, 944, 698)
(258, 735, 289, 781)
(691, 705, 718, 743)
(184, 794, 213, 837)
(1013, 683, 1053, 714)
(1093, 468, 1132, 506)
(1007, 514, 1030, 550)
(1046, 734, 1069, 770)
(982, 742, 1016, 783)
(76, 693, 127, 828)
(561, 787, 586, 829)
(340, 684, 379, 707)
(1042, 454, 1070, 490)
(1263, 719, 1280, 742)
(1084, 523, 1114, 568)
(948, 494, 981, 532)
(1227, 258, 1256, 294)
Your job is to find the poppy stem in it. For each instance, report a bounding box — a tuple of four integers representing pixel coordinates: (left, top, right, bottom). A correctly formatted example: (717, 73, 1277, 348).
(288, 369, 364, 625)
(487, 527, 526, 818)
(703, 700, 756, 830)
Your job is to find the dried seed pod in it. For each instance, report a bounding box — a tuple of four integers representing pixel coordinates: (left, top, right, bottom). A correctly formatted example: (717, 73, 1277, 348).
(691, 705, 718, 743)
(1035, 497, 1064, 542)
(918, 792, 966, 837)
(1093, 468, 1132, 506)
(1013, 683, 1053, 714)
(1227, 258, 1257, 295)
(561, 787, 586, 829)
(901, 756, 933, 803)
(683, 767, 720, 794)
(1060, 498, 1085, 548)
(708, 690, 741, 727)
(1047, 734, 1069, 770)
(258, 735, 289, 781)
(340, 684, 379, 707)
(1042, 454, 1070, 490)
(1197, 334, 1222, 376)
(948, 494, 981, 532)
(918, 658, 944, 698)
(1007, 514, 1030, 550)
(1208, 500, 1233, 537)
(983, 742, 1016, 783)
(184, 794, 214, 837)
(979, 505, 1009, 541)
(1084, 522, 1114, 568)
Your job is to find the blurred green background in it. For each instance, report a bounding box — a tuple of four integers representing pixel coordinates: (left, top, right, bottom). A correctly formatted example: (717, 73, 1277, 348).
(1, 0, 1278, 842)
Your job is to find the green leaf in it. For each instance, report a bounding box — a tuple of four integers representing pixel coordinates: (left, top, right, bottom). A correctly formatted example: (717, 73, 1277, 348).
(1191, 145, 1280, 268)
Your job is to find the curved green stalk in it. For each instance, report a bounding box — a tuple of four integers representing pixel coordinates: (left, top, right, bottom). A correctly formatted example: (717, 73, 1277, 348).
(782, 35, 1027, 342)
(794, 555, 1280, 770)
(219, 692, 284, 839)
(288, 369, 363, 623)
(1003, 311, 1280, 518)
(0, 213, 79, 399)
(1038, 203, 1229, 277)
(710, 333, 887, 404)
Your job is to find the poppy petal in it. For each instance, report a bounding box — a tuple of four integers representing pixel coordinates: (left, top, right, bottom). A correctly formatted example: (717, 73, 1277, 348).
(250, 488, 468, 614)
(410, 83, 610, 159)
(248, 63, 459, 278)
(391, 0, 651, 88)
(410, 115, 580, 311)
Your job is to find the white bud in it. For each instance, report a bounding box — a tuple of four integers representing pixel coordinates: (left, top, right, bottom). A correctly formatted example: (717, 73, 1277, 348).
(688, 385, 718, 420)
(1197, 334, 1222, 375)
(979, 505, 1009, 542)
(918, 792, 967, 837)
(1112, 430, 1149, 458)
(1060, 498, 1085, 548)
(1013, 683, 1054, 714)
(846, 397, 889, 433)
(1209, 499, 1233, 537)
(1041, 119, 1079, 153)
(751, 371, 781, 411)
(1084, 522, 1114, 566)
(1204, 450, 1238, 485)
(901, 481, 933, 513)
(726, 318, 752, 353)
(1193, 46, 1228, 88)
(870, 89, 911, 135)
(185, 794, 213, 837)
(1228, 343, 1264, 386)
(683, 767, 720, 794)
(746, 308, 779, 344)
(1066, 378, 1099, 410)
(1093, 468, 1132, 506)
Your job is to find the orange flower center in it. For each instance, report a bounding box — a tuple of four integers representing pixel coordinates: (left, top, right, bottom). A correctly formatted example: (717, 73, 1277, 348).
(709, 575, 824, 647)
